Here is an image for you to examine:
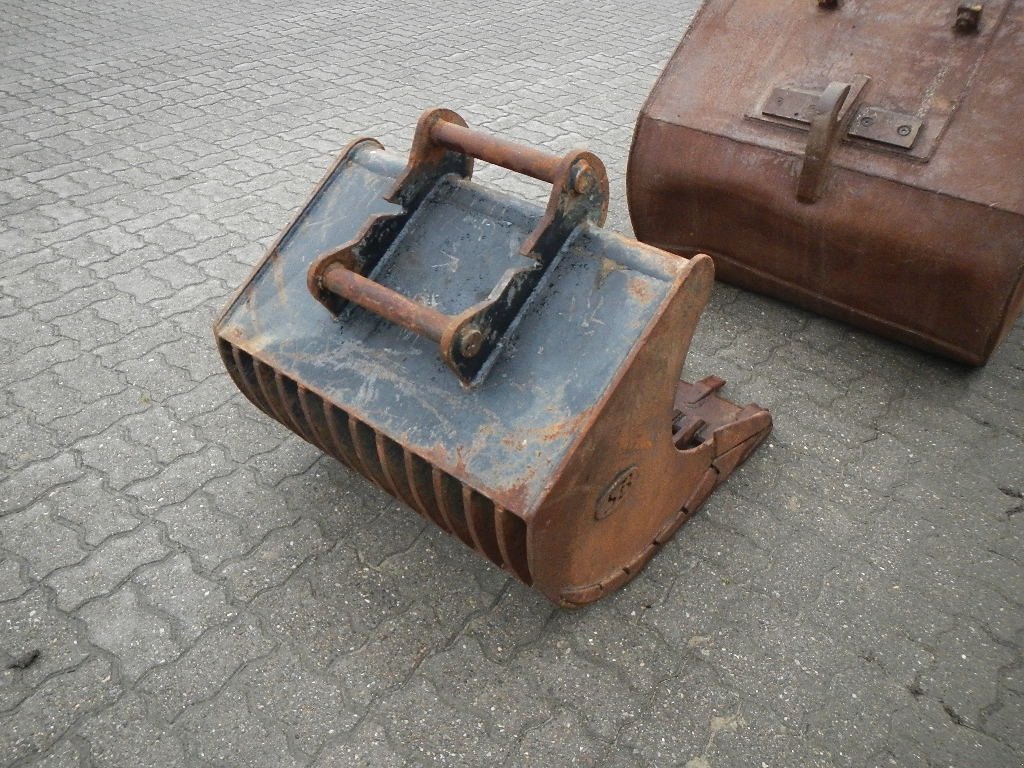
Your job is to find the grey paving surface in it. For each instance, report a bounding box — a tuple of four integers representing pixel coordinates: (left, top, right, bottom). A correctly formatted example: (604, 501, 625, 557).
(1, 0, 1022, 766)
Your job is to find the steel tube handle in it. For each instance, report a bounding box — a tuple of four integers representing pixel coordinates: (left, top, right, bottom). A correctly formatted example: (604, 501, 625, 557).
(319, 264, 451, 344)
(430, 120, 564, 184)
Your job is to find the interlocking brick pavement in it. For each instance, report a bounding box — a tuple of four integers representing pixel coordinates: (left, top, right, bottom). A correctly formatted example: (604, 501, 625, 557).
(1, 1, 1022, 766)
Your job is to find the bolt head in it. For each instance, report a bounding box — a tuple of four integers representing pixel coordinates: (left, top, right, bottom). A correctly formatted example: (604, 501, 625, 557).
(955, 3, 983, 32)
(571, 161, 594, 194)
(458, 327, 483, 358)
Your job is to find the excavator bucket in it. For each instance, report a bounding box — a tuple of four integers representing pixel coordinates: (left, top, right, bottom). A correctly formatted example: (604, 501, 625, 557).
(214, 108, 771, 606)
(628, 0, 1024, 365)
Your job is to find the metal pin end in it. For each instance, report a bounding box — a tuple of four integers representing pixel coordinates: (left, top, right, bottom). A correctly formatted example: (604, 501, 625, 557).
(955, 3, 983, 33)
(458, 326, 484, 358)
(571, 161, 594, 194)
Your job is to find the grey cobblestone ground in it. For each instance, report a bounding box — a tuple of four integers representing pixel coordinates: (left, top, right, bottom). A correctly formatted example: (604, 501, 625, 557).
(1, 1, 1022, 766)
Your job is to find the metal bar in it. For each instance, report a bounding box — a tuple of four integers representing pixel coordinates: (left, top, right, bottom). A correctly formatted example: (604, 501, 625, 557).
(320, 264, 452, 343)
(431, 120, 563, 184)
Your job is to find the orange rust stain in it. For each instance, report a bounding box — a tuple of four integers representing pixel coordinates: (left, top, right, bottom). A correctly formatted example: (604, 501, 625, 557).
(596, 257, 625, 289)
(627, 275, 653, 303)
(500, 413, 583, 449)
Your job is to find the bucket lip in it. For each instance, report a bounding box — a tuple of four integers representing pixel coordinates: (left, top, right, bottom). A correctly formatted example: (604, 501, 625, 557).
(216, 140, 697, 516)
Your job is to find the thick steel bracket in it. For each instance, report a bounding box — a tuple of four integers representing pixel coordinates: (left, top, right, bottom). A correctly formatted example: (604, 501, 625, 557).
(307, 108, 610, 386)
(757, 77, 925, 165)
(796, 82, 852, 203)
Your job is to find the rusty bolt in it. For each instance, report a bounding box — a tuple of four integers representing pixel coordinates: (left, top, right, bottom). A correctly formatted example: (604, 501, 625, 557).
(955, 3, 983, 33)
(458, 326, 484, 358)
(570, 160, 594, 194)
(896, 124, 912, 137)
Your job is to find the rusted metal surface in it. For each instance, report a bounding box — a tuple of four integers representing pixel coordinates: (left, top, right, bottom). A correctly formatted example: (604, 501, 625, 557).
(307, 108, 609, 386)
(214, 109, 772, 606)
(627, 0, 1024, 365)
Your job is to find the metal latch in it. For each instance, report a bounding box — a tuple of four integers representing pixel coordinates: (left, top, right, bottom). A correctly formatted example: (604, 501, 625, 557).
(759, 79, 923, 203)
(761, 85, 923, 151)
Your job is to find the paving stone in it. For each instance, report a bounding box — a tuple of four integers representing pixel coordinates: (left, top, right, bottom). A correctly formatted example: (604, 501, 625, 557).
(984, 690, 1024, 754)
(155, 490, 253, 570)
(134, 553, 234, 642)
(329, 603, 456, 710)
(0, 506, 87, 580)
(216, 517, 329, 602)
(0, 658, 121, 765)
(701, 702, 841, 768)
(176, 683, 304, 768)
(124, 445, 235, 505)
(8, 369, 87, 427)
(804, 664, 913, 767)
(374, 676, 511, 768)
(74, 693, 187, 767)
(46, 525, 167, 611)
(77, 425, 162, 489)
(616, 664, 743, 767)
(463, 584, 556, 665)
(0, 556, 30, 602)
(163, 373, 238, 421)
(40, 474, 140, 547)
(510, 709, 636, 768)
(510, 627, 649, 742)
(0, 408, 60, 474)
(138, 616, 275, 722)
(89, 310, 173, 361)
(310, 718, 405, 768)
(0, 452, 83, 514)
(119, 404, 205, 464)
(193, 400, 283, 463)
(78, 583, 182, 681)
(886, 695, 1022, 768)
(917, 622, 1017, 730)
(234, 646, 362, 757)
(51, 353, 126, 402)
(0, 338, 79, 386)
(47, 385, 152, 448)
(0, 587, 91, 692)
(116, 351, 198, 401)
(0, 1, 1021, 766)
(248, 435, 321, 487)
(28, 739, 82, 768)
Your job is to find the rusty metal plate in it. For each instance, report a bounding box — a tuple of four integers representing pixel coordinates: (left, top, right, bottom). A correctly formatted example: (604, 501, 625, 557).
(761, 87, 820, 124)
(847, 106, 922, 149)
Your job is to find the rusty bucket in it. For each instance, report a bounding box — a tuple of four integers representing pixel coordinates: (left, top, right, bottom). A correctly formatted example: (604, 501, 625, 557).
(214, 108, 771, 605)
(627, 0, 1024, 365)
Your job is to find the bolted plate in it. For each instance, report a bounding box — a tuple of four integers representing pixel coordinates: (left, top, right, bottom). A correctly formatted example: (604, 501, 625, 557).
(847, 105, 922, 149)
